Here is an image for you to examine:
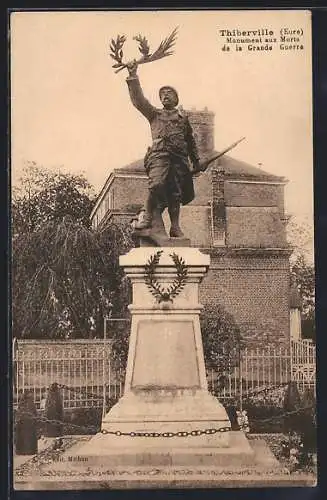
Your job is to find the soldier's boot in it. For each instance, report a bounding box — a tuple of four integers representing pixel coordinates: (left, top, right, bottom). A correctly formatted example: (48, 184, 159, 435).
(133, 209, 152, 230)
(133, 190, 156, 230)
(168, 200, 184, 238)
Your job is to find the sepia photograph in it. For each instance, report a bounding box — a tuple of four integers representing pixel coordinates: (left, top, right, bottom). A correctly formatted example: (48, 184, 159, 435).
(10, 9, 316, 489)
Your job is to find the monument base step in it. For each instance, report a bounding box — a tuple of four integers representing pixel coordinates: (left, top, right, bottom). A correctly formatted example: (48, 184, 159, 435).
(14, 436, 317, 490)
(132, 229, 191, 247)
(14, 475, 317, 491)
(58, 431, 258, 467)
(101, 390, 231, 448)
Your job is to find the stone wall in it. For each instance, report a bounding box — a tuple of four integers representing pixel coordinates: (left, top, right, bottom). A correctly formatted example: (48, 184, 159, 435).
(111, 176, 148, 212)
(106, 172, 287, 250)
(199, 251, 291, 348)
(225, 206, 287, 248)
(224, 181, 285, 212)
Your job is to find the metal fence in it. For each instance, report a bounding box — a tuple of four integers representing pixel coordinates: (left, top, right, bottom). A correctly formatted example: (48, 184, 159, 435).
(12, 338, 316, 410)
(290, 339, 316, 392)
(207, 340, 316, 401)
(12, 340, 123, 410)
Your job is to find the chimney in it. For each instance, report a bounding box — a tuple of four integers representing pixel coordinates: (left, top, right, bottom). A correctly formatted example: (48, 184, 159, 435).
(211, 167, 226, 246)
(185, 108, 215, 157)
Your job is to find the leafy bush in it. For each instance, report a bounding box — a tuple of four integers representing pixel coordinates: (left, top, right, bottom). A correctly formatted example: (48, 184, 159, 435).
(109, 319, 132, 372)
(246, 385, 286, 407)
(243, 402, 284, 433)
(15, 391, 38, 455)
(200, 302, 242, 373)
(283, 381, 303, 435)
(64, 408, 102, 435)
(278, 382, 316, 466)
(63, 398, 119, 435)
(295, 387, 316, 456)
(300, 388, 316, 451)
(238, 386, 287, 433)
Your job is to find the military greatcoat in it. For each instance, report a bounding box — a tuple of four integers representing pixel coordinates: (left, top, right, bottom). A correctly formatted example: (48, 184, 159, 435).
(126, 75, 200, 207)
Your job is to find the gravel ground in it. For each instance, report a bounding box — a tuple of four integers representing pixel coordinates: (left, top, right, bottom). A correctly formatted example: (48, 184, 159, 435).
(248, 433, 317, 476)
(14, 434, 317, 481)
(14, 436, 89, 479)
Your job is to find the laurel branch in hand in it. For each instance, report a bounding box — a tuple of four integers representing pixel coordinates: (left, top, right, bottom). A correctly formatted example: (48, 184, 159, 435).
(109, 28, 178, 74)
(109, 35, 127, 70)
(133, 34, 150, 58)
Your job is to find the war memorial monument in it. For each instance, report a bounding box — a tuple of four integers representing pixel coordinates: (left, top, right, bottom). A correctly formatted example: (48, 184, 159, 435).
(14, 28, 315, 490)
(49, 29, 296, 488)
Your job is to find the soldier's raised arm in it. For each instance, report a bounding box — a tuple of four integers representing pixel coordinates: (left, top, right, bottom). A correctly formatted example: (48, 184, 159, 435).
(125, 61, 157, 122)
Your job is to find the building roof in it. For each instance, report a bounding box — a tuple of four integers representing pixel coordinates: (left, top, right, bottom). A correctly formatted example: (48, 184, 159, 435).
(114, 152, 286, 182)
(91, 151, 286, 220)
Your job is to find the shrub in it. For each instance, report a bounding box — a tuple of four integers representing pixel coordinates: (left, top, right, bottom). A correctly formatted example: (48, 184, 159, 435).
(109, 320, 131, 372)
(63, 398, 119, 435)
(298, 387, 316, 455)
(15, 391, 38, 455)
(279, 382, 316, 466)
(65, 407, 102, 435)
(231, 386, 287, 433)
(200, 303, 242, 373)
(283, 381, 303, 435)
(44, 383, 64, 437)
(243, 402, 284, 433)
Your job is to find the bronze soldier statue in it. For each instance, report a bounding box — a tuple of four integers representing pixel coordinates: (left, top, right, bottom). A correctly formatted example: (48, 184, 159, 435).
(110, 31, 244, 244)
(125, 60, 201, 239)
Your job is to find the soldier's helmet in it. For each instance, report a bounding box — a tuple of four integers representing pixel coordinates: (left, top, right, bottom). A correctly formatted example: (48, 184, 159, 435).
(159, 86, 179, 106)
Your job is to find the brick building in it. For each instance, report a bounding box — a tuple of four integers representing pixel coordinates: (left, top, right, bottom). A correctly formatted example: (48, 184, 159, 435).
(90, 108, 292, 348)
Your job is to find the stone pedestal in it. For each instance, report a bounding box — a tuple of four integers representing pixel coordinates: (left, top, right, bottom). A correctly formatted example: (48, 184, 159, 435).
(74, 247, 256, 466)
(103, 248, 230, 442)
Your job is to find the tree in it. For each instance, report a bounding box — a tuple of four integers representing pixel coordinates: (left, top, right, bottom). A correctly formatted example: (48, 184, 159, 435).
(290, 253, 315, 339)
(12, 161, 96, 235)
(287, 215, 314, 265)
(12, 215, 134, 339)
(12, 162, 135, 338)
(287, 216, 315, 340)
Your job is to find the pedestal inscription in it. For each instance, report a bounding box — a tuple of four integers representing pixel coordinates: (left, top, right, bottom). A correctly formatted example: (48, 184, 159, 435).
(132, 320, 200, 389)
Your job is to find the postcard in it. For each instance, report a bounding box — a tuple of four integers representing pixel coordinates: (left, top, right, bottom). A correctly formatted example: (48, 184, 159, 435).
(11, 9, 316, 490)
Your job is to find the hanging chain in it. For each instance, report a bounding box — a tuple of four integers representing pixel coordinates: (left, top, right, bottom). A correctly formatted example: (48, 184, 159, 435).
(15, 382, 315, 439)
(99, 427, 231, 437)
(15, 410, 231, 437)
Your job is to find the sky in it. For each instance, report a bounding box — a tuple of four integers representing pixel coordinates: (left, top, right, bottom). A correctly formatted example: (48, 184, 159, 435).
(10, 9, 313, 220)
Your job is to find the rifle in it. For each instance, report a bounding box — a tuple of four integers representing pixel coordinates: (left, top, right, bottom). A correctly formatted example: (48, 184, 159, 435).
(193, 136, 246, 176)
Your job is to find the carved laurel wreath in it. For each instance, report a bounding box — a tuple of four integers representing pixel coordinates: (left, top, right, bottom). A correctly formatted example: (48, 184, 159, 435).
(145, 250, 188, 303)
